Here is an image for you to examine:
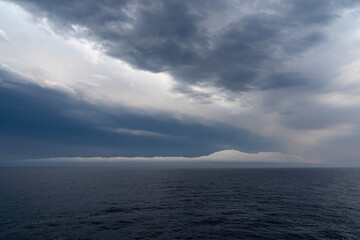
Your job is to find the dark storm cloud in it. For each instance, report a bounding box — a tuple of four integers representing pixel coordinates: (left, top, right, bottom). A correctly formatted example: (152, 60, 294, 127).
(9, 0, 358, 93)
(0, 69, 276, 161)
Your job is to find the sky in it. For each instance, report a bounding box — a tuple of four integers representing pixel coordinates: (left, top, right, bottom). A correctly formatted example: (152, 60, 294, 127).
(1, 0, 360, 167)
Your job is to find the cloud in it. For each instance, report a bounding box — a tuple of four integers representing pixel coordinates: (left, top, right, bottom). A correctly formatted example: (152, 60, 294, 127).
(0, 68, 277, 160)
(24, 149, 312, 164)
(0, 29, 7, 42)
(3, 1, 360, 166)
(9, 0, 358, 93)
(111, 127, 170, 138)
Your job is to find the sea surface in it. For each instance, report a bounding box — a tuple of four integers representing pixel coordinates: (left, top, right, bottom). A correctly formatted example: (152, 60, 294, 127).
(1, 168, 360, 240)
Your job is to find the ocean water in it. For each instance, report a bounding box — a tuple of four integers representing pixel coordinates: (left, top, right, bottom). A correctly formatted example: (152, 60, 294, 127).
(1, 168, 360, 240)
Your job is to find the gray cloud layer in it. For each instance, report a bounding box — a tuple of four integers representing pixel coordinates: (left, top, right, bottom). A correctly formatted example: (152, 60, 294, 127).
(0, 68, 276, 161)
(3, 0, 360, 165)
(9, 0, 358, 92)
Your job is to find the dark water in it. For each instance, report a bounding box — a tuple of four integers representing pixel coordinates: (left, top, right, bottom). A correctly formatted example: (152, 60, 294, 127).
(1, 168, 360, 240)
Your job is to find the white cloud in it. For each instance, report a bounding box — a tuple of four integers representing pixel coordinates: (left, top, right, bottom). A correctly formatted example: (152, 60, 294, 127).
(25, 150, 313, 164)
(112, 128, 169, 138)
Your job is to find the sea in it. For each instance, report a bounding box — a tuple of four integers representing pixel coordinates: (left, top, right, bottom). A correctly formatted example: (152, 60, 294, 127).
(1, 168, 360, 240)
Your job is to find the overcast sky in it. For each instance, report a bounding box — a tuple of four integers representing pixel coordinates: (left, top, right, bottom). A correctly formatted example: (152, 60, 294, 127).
(1, 0, 360, 166)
